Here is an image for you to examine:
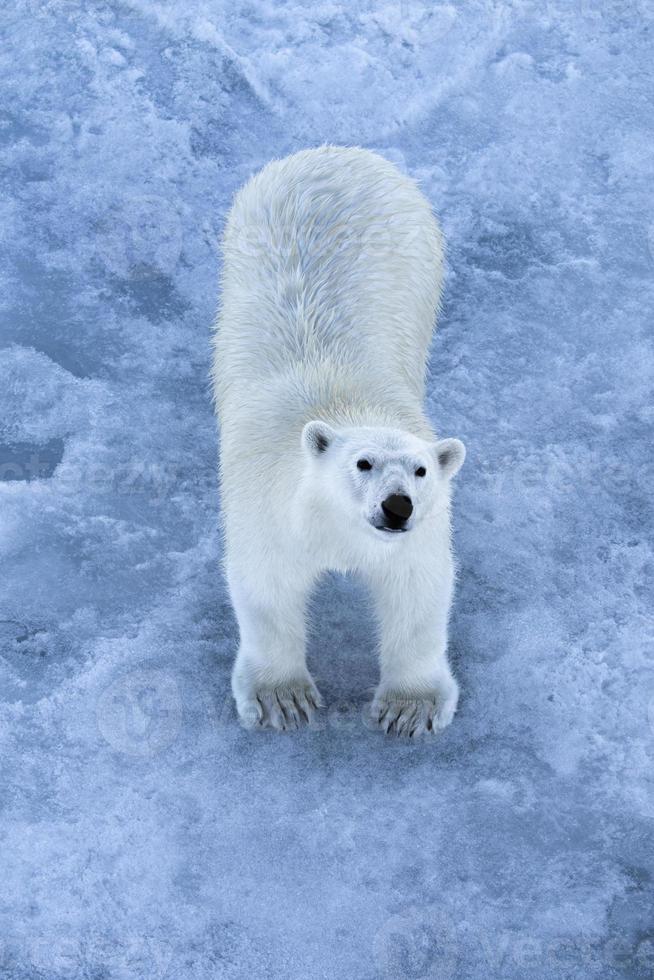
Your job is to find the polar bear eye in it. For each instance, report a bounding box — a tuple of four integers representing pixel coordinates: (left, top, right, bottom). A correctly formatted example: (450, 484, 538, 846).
(415, 466, 427, 477)
(357, 458, 372, 471)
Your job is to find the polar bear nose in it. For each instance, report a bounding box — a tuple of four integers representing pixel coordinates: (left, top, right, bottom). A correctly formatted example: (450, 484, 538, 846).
(381, 493, 413, 527)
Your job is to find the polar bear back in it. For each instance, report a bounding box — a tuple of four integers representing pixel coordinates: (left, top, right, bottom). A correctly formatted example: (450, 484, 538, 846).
(213, 147, 443, 415)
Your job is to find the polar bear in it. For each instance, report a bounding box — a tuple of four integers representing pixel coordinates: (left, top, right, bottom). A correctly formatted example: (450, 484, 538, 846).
(212, 146, 465, 736)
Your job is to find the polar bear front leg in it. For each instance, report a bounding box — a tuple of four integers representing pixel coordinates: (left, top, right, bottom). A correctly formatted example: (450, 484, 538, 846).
(227, 562, 321, 731)
(366, 558, 459, 737)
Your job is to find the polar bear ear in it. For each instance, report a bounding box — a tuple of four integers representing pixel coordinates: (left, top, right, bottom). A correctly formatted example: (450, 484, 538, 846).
(433, 438, 466, 479)
(302, 420, 337, 458)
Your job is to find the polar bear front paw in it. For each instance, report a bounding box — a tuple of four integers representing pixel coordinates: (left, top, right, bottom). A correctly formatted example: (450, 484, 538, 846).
(237, 680, 322, 732)
(371, 681, 459, 737)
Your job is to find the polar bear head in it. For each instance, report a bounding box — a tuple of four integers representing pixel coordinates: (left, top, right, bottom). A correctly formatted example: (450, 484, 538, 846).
(301, 421, 465, 541)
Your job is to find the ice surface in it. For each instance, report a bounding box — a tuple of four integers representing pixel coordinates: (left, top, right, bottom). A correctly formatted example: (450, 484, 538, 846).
(1, 1, 653, 977)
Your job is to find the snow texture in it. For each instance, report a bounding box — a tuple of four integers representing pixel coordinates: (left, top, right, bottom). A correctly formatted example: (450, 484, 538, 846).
(1, 1, 653, 977)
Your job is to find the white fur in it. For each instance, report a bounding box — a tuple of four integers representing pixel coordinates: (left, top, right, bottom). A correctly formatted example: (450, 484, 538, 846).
(212, 146, 465, 736)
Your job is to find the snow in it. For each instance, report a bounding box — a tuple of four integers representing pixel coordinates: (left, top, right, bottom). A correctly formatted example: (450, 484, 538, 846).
(1, 1, 653, 977)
